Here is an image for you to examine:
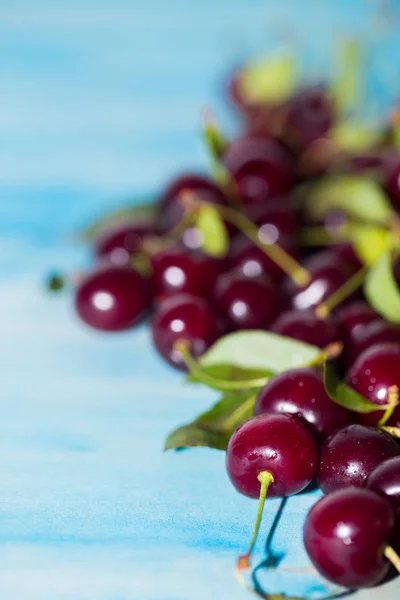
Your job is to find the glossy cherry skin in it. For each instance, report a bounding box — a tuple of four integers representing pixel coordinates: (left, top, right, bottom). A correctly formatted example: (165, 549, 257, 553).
(223, 137, 295, 206)
(270, 309, 340, 349)
(304, 488, 395, 589)
(213, 272, 279, 331)
(254, 368, 354, 443)
(229, 236, 297, 282)
(94, 220, 154, 265)
(346, 343, 400, 426)
(283, 86, 334, 150)
(75, 266, 151, 331)
(151, 294, 221, 370)
(365, 456, 400, 512)
(318, 424, 400, 494)
(282, 252, 349, 312)
(336, 301, 378, 343)
(345, 321, 400, 368)
(150, 249, 223, 301)
(226, 414, 318, 498)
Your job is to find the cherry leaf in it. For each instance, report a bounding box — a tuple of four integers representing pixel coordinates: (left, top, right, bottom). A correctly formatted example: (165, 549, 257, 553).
(332, 122, 382, 152)
(324, 360, 386, 413)
(238, 54, 297, 104)
(350, 223, 390, 266)
(79, 198, 156, 241)
(365, 252, 400, 323)
(200, 330, 320, 374)
(187, 363, 272, 388)
(164, 391, 256, 451)
(332, 39, 363, 115)
(196, 203, 229, 258)
(304, 175, 394, 226)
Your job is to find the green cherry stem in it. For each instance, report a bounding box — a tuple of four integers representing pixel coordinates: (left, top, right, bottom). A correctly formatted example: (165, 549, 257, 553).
(173, 339, 270, 391)
(181, 191, 311, 287)
(300, 226, 350, 247)
(308, 342, 344, 368)
(380, 425, 400, 438)
(315, 266, 368, 319)
(237, 471, 274, 572)
(377, 385, 399, 427)
(384, 546, 400, 574)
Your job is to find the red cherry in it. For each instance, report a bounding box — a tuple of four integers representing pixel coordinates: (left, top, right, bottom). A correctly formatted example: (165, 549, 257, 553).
(223, 137, 295, 206)
(336, 301, 378, 342)
(270, 309, 340, 348)
(254, 368, 354, 443)
(229, 236, 297, 282)
(74, 266, 151, 331)
(318, 424, 400, 494)
(283, 86, 334, 150)
(226, 413, 318, 499)
(385, 159, 400, 213)
(346, 343, 400, 426)
(150, 249, 223, 301)
(365, 456, 400, 513)
(151, 294, 221, 370)
(213, 271, 279, 331)
(304, 488, 395, 589)
(94, 220, 154, 265)
(346, 321, 400, 368)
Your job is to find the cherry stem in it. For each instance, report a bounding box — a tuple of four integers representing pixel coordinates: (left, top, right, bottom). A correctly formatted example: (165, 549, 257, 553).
(173, 340, 270, 391)
(384, 546, 400, 573)
(181, 191, 311, 287)
(315, 266, 368, 319)
(237, 471, 274, 572)
(308, 342, 344, 368)
(300, 226, 350, 247)
(377, 385, 399, 427)
(380, 425, 400, 438)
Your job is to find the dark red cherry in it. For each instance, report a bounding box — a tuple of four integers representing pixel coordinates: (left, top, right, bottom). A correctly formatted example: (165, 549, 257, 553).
(318, 424, 400, 494)
(254, 368, 354, 443)
(284, 86, 334, 150)
(336, 301, 378, 343)
(223, 137, 295, 206)
(226, 413, 318, 498)
(328, 243, 364, 274)
(365, 456, 400, 512)
(150, 249, 223, 301)
(270, 309, 340, 348)
(94, 220, 154, 265)
(346, 343, 400, 426)
(282, 252, 350, 312)
(75, 265, 151, 331)
(346, 321, 400, 368)
(304, 488, 395, 589)
(229, 236, 297, 282)
(151, 294, 221, 370)
(385, 159, 400, 212)
(245, 202, 299, 240)
(213, 272, 279, 331)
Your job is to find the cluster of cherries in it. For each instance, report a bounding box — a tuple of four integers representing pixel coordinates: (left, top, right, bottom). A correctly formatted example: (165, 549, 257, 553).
(67, 66, 400, 595)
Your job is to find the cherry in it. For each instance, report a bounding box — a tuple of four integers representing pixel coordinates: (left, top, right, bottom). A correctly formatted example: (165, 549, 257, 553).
(283, 86, 334, 150)
(245, 202, 299, 240)
(254, 368, 354, 443)
(151, 294, 221, 370)
(94, 220, 154, 265)
(227, 413, 318, 568)
(336, 301, 378, 343)
(150, 249, 223, 301)
(212, 271, 279, 331)
(346, 343, 400, 426)
(365, 456, 400, 512)
(385, 159, 400, 212)
(304, 488, 396, 589)
(328, 243, 363, 274)
(223, 137, 295, 206)
(75, 265, 151, 331)
(227, 413, 318, 499)
(318, 424, 400, 494)
(270, 309, 340, 348)
(282, 251, 350, 312)
(345, 321, 400, 368)
(229, 236, 297, 282)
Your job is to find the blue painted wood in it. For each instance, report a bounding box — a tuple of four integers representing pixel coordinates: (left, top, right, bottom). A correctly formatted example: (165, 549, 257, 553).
(0, 1, 399, 597)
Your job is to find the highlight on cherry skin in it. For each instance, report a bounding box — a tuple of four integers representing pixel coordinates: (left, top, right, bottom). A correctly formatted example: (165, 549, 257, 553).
(226, 413, 318, 570)
(304, 487, 398, 589)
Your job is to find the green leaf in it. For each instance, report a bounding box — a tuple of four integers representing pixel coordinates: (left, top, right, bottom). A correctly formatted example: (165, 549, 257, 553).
(164, 391, 256, 451)
(200, 330, 320, 374)
(196, 204, 229, 258)
(238, 54, 297, 104)
(79, 198, 156, 241)
(324, 361, 385, 413)
(365, 252, 400, 323)
(187, 363, 272, 385)
(332, 39, 363, 115)
(350, 223, 390, 266)
(332, 122, 382, 152)
(203, 119, 227, 161)
(304, 175, 394, 226)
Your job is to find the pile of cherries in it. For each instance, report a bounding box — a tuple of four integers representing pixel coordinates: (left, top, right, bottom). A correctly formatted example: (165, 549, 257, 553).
(66, 65, 400, 595)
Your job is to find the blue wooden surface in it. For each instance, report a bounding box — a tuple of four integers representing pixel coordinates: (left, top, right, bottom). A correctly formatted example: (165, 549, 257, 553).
(0, 2, 399, 598)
